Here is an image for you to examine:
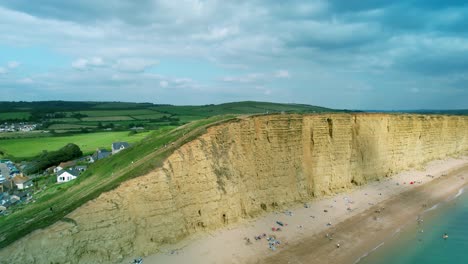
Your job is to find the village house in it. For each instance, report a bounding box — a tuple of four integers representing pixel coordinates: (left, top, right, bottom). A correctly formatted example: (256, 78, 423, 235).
(12, 175, 33, 190)
(90, 149, 112, 163)
(112, 142, 130, 154)
(54, 160, 77, 173)
(56, 168, 80, 183)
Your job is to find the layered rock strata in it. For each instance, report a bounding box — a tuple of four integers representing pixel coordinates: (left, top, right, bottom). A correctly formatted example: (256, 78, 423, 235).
(2, 114, 468, 263)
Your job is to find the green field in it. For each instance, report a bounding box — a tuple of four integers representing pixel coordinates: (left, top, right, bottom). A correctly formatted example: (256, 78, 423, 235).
(0, 112, 31, 121)
(131, 113, 166, 120)
(80, 116, 135, 121)
(0, 131, 150, 159)
(77, 109, 158, 117)
(0, 101, 339, 133)
(0, 115, 234, 249)
(48, 124, 97, 130)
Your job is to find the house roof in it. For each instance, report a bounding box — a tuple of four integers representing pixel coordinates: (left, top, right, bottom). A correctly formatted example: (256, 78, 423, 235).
(112, 142, 130, 150)
(13, 175, 31, 184)
(57, 168, 80, 177)
(58, 161, 76, 169)
(92, 149, 111, 161)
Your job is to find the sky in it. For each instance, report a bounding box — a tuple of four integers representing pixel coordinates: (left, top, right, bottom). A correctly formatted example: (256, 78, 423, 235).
(0, 0, 467, 110)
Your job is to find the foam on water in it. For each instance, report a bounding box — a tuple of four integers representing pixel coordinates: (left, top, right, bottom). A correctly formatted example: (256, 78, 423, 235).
(424, 203, 440, 212)
(454, 187, 464, 198)
(354, 242, 385, 264)
(357, 187, 468, 264)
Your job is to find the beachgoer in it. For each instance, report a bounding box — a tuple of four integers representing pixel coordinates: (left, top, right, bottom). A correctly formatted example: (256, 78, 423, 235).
(336, 243, 340, 248)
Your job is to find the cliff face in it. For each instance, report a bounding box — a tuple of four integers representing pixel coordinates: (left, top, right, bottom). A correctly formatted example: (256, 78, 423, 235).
(2, 114, 468, 263)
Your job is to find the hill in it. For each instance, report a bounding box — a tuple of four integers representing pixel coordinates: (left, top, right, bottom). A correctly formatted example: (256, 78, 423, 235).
(0, 101, 338, 133)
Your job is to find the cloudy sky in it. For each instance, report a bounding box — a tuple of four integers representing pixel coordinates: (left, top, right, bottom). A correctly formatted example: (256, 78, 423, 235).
(0, 0, 467, 109)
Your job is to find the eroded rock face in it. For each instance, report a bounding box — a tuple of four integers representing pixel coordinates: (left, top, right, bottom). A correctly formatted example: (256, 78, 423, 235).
(2, 114, 468, 263)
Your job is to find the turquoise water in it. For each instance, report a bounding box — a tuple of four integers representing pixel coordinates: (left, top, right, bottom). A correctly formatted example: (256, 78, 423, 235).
(358, 188, 468, 264)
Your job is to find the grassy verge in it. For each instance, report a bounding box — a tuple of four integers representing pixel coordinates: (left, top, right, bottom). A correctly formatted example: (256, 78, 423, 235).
(0, 115, 237, 249)
(0, 131, 151, 160)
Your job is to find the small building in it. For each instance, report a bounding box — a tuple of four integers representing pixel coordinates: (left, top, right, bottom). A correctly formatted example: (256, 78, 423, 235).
(73, 155, 92, 163)
(12, 175, 33, 190)
(2, 179, 14, 192)
(54, 161, 77, 173)
(56, 168, 80, 183)
(112, 142, 130, 154)
(9, 195, 20, 204)
(90, 149, 112, 163)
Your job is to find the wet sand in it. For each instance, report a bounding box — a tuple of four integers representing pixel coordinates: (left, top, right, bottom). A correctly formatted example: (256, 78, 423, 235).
(124, 157, 468, 264)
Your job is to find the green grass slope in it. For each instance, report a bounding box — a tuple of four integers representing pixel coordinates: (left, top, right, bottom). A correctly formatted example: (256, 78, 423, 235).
(0, 115, 236, 249)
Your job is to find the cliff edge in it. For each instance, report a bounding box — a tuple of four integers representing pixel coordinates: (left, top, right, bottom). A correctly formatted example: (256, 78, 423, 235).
(2, 113, 468, 263)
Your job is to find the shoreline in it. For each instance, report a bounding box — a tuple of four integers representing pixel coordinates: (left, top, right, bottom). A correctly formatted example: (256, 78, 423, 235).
(260, 161, 468, 264)
(355, 184, 467, 264)
(124, 156, 468, 264)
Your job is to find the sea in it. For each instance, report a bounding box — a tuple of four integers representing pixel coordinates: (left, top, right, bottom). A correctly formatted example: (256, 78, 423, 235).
(358, 187, 468, 264)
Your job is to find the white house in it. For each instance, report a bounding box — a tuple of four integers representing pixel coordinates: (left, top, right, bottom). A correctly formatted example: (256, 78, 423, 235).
(57, 169, 79, 183)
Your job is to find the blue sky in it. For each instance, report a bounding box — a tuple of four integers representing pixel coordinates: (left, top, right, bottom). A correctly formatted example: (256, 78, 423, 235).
(0, 0, 467, 109)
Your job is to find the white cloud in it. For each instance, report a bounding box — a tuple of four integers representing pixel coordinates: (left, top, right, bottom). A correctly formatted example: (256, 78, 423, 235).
(193, 26, 239, 41)
(115, 58, 158, 72)
(0, 1, 467, 108)
(7, 61, 20, 69)
(72, 57, 104, 70)
(275, 70, 290, 78)
(159, 80, 168, 87)
(18, 77, 33, 84)
(221, 73, 264, 83)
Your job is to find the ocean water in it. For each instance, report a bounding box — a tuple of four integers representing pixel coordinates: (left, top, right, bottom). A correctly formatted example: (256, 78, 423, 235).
(358, 187, 468, 264)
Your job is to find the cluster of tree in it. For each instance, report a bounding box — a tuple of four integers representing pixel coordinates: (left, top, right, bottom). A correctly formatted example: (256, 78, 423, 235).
(97, 122, 114, 129)
(150, 115, 180, 122)
(24, 143, 83, 175)
(0, 101, 157, 113)
(70, 113, 88, 119)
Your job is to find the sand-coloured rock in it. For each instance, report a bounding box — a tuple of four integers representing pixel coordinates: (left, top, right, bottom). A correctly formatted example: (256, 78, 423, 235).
(2, 114, 468, 263)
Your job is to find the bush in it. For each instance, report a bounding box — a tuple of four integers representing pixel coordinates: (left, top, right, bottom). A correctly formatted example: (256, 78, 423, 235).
(24, 143, 83, 174)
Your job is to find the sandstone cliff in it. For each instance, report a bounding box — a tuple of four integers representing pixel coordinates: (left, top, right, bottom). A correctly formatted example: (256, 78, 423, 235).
(2, 114, 468, 263)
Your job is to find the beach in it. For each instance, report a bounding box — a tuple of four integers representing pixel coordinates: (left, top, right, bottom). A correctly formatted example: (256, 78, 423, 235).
(124, 156, 468, 264)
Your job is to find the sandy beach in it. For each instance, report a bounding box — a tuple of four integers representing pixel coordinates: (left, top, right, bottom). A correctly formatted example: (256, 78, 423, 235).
(124, 156, 468, 264)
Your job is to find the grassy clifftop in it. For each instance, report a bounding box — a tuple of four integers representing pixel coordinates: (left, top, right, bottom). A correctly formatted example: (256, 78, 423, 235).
(0, 115, 237, 249)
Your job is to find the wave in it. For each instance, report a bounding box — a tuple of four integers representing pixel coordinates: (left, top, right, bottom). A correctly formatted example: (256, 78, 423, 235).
(454, 188, 465, 199)
(354, 242, 385, 264)
(392, 228, 401, 237)
(424, 203, 440, 212)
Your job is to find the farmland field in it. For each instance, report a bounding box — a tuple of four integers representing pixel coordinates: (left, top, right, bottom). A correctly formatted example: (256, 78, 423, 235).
(131, 113, 166, 120)
(77, 109, 158, 117)
(80, 116, 135, 121)
(0, 131, 151, 159)
(0, 112, 31, 121)
(47, 124, 97, 130)
(0, 101, 338, 132)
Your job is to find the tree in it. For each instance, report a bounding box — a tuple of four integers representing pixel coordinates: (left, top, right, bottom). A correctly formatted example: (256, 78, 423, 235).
(24, 143, 83, 175)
